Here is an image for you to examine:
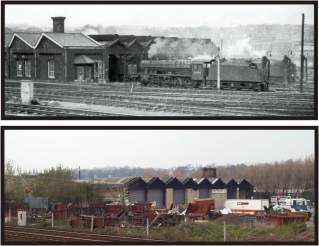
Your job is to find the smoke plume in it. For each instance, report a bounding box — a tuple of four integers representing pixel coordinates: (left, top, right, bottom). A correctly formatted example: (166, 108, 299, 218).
(224, 38, 266, 59)
(148, 38, 218, 59)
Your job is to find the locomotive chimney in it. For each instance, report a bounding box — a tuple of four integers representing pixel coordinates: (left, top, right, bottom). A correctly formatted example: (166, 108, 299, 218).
(52, 17, 66, 33)
(202, 167, 217, 178)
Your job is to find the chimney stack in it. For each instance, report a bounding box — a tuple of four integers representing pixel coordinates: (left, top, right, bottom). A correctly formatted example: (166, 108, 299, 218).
(202, 167, 217, 178)
(52, 17, 66, 33)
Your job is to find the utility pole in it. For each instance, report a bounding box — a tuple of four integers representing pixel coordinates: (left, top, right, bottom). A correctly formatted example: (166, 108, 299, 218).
(146, 217, 150, 238)
(300, 13, 305, 92)
(217, 47, 221, 90)
(220, 40, 223, 59)
(51, 211, 54, 228)
(78, 166, 80, 180)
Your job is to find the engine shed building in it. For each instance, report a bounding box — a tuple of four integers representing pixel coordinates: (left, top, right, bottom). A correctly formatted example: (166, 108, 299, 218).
(182, 177, 199, 203)
(238, 179, 254, 199)
(74, 176, 254, 208)
(164, 177, 185, 208)
(7, 32, 41, 80)
(196, 177, 211, 199)
(4, 33, 14, 78)
(225, 178, 239, 199)
(89, 34, 153, 82)
(5, 17, 107, 83)
(210, 178, 227, 210)
(144, 177, 166, 208)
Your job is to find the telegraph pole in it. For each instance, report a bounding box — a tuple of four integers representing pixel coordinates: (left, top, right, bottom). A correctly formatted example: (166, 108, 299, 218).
(300, 13, 305, 92)
(217, 47, 221, 90)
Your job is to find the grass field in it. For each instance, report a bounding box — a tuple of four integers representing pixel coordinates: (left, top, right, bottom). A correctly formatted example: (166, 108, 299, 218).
(41, 219, 315, 242)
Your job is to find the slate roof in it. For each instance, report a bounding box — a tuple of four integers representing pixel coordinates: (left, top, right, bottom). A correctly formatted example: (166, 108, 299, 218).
(5, 33, 14, 48)
(44, 32, 101, 47)
(89, 34, 154, 48)
(16, 32, 42, 47)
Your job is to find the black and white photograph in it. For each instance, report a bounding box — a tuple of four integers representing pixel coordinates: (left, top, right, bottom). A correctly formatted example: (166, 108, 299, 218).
(1, 126, 317, 244)
(2, 2, 317, 119)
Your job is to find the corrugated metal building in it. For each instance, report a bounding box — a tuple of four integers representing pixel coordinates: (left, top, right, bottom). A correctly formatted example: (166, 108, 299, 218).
(145, 177, 166, 208)
(164, 177, 185, 208)
(182, 177, 199, 203)
(74, 176, 254, 209)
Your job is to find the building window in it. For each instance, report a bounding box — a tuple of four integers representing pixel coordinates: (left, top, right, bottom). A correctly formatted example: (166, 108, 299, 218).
(48, 60, 55, 79)
(25, 60, 31, 78)
(17, 60, 23, 77)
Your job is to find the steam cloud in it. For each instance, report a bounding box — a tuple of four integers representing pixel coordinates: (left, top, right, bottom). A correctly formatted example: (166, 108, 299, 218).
(224, 38, 267, 59)
(148, 38, 218, 60)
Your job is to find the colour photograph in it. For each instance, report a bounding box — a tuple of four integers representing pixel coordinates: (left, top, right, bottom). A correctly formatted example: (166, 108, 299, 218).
(2, 127, 317, 244)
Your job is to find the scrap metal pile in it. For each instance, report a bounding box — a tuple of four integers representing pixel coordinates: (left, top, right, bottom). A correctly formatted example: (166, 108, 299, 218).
(48, 198, 217, 228)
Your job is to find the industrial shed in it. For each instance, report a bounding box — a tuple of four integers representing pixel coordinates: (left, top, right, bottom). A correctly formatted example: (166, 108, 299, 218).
(125, 177, 147, 203)
(4, 33, 14, 78)
(89, 34, 150, 82)
(196, 178, 211, 198)
(238, 179, 254, 199)
(35, 32, 105, 82)
(210, 178, 227, 210)
(225, 178, 239, 199)
(164, 177, 185, 208)
(182, 177, 199, 203)
(7, 32, 41, 80)
(5, 17, 107, 83)
(145, 177, 166, 208)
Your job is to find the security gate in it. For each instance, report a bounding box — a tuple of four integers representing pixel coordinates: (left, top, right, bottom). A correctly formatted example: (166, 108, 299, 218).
(128, 189, 145, 203)
(173, 189, 185, 206)
(147, 189, 164, 208)
(199, 188, 210, 198)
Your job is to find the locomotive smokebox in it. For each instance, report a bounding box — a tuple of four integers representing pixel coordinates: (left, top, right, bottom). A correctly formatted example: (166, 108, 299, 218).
(202, 167, 217, 178)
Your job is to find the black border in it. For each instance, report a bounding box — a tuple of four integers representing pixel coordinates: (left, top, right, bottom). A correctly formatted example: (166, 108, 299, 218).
(1, 125, 318, 245)
(1, 1, 318, 120)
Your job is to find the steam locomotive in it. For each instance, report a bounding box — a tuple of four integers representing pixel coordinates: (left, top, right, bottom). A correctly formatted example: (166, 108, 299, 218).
(127, 56, 296, 91)
(269, 56, 297, 83)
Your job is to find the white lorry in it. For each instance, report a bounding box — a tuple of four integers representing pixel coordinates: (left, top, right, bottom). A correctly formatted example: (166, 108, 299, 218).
(223, 199, 269, 214)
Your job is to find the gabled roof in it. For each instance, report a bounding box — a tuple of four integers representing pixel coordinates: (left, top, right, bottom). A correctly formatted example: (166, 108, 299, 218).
(210, 178, 226, 189)
(73, 55, 96, 64)
(126, 177, 147, 189)
(224, 178, 239, 188)
(35, 32, 102, 48)
(5, 33, 14, 48)
(8, 32, 42, 49)
(238, 179, 254, 189)
(182, 177, 198, 189)
(196, 177, 212, 188)
(89, 34, 153, 49)
(164, 177, 184, 189)
(144, 177, 166, 189)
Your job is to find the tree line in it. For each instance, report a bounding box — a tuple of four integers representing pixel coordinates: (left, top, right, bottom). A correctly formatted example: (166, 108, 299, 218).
(4, 156, 314, 204)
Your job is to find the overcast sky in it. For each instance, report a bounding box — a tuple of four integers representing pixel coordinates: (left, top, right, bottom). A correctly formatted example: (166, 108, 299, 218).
(4, 130, 314, 172)
(5, 4, 314, 28)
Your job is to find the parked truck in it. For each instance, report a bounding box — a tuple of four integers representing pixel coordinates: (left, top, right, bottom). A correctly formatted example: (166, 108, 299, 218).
(224, 199, 269, 215)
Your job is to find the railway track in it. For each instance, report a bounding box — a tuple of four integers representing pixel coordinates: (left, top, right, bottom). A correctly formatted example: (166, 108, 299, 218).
(5, 102, 136, 117)
(4, 81, 315, 117)
(4, 225, 166, 243)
